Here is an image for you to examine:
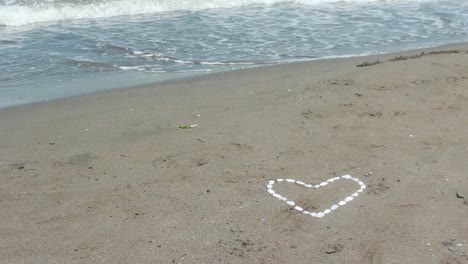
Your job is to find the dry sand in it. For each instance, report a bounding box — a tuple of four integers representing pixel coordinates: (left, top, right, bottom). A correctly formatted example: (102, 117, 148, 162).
(1, 43, 468, 263)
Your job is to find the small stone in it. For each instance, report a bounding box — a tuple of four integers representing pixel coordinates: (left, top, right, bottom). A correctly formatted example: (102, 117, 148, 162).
(442, 241, 454, 247)
(456, 191, 465, 199)
(442, 241, 459, 252)
(294, 206, 304, 212)
(49, 142, 55, 145)
(17, 166, 25, 170)
(206, 189, 210, 193)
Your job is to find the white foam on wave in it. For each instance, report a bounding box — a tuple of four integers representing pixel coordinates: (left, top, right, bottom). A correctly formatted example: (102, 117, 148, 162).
(0, 0, 436, 26)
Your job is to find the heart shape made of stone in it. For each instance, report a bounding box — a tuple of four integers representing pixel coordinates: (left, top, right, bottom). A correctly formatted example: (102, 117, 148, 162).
(266, 175, 366, 218)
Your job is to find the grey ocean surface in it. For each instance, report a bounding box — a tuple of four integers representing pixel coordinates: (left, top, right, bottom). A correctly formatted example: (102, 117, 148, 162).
(0, 0, 467, 108)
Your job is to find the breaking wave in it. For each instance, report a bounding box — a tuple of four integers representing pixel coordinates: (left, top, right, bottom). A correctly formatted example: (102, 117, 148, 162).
(0, 0, 434, 26)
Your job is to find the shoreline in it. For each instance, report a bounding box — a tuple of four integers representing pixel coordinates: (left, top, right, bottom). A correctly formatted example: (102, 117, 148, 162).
(1, 42, 468, 263)
(1, 42, 467, 111)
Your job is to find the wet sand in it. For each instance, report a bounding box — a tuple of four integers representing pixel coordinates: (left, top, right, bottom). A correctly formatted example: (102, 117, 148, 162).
(1, 43, 468, 263)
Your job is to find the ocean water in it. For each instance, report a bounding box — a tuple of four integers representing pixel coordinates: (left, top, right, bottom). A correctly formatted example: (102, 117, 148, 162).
(0, 0, 467, 108)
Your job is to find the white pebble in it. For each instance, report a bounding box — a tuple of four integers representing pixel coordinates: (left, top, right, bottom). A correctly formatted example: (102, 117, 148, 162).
(357, 189, 363, 193)
(338, 201, 346, 206)
(279, 197, 287, 201)
(361, 185, 366, 189)
(316, 212, 325, 218)
(352, 177, 360, 182)
(286, 179, 295, 183)
(324, 209, 331, 214)
(327, 178, 335, 183)
(352, 192, 359, 197)
(295, 181, 305, 185)
(277, 179, 284, 182)
(341, 175, 352, 179)
(303, 211, 310, 214)
(320, 182, 328, 186)
(286, 200, 295, 206)
(269, 180, 275, 185)
(305, 184, 313, 188)
(331, 205, 339, 210)
(267, 189, 275, 195)
(294, 206, 304, 212)
(273, 193, 282, 199)
(313, 185, 320, 188)
(310, 212, 317, 217)
(345, 196, 354, 202)
(358, 181, 364, 186)
(334, 177, 340, 180)
(266, 184, 273, 189)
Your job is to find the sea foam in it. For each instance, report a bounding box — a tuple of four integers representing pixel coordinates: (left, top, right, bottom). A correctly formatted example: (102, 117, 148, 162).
(0, 0, 435, 26)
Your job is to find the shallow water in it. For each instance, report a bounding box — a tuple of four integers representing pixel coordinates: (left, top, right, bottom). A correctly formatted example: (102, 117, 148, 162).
(0, 0, 467, 108)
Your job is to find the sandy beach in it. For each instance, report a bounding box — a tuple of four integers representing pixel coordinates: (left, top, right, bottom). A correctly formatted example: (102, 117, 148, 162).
(1, 43, 468, 263)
